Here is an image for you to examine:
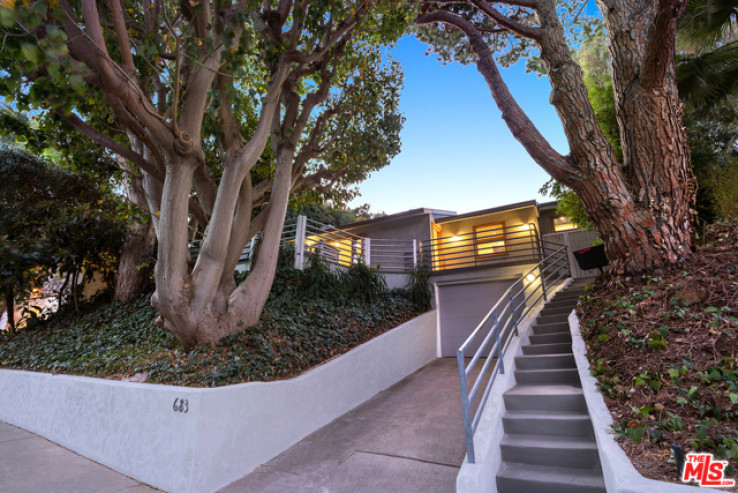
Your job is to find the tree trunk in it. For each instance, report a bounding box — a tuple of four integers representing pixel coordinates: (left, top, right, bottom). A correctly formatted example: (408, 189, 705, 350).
(421, 0, 694, 276)
(115, 173, 156, 302)
(5, 289, 15, 335)
(115, 219, 156, 302)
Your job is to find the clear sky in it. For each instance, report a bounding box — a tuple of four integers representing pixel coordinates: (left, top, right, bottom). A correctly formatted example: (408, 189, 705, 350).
(347, 34, 570, 216)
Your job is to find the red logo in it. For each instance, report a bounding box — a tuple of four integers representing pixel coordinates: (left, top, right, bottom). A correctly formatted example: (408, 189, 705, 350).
(681, 453, 735, 487)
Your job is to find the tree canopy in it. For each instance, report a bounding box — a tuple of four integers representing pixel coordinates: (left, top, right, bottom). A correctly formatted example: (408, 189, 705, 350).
(0, 148, 125, 333)
(0, 0, 410, 346)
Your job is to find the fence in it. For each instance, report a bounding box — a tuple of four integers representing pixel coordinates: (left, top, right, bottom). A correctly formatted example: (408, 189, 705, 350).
(456, 244, 571, 463)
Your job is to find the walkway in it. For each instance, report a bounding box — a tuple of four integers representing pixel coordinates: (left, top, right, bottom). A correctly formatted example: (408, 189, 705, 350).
(219, 358, 466, 493)
(0, 421, 157, 492)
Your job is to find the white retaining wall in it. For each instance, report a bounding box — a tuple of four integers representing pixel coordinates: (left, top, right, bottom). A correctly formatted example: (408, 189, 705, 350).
(569, 312, 710, 492)
(0, 310, 437, 493)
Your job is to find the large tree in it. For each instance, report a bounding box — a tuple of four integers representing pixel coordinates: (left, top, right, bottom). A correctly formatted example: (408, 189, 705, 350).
(0, 1, 407, 346)
(416, 1, 696, 275)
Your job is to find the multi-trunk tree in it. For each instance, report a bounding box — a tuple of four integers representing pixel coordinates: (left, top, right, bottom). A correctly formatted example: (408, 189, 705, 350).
(0, 1, 407, 346)
(416, 0, 696, 275)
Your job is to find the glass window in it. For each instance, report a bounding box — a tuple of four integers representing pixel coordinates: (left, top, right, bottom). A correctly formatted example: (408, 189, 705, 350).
(474, 222, 507, 256)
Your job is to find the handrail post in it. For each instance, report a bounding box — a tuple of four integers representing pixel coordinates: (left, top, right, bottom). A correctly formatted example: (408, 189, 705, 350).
(294, 215, 307, 270)
(457, 350, 476, 463)
(363, 237, 371, 265)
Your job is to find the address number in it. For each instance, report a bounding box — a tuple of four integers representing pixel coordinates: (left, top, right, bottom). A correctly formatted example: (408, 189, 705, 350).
(172, 398, 189, 413)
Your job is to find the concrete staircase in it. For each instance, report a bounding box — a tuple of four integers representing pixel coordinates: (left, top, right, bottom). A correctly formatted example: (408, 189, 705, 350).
(496, 280, 606, 493)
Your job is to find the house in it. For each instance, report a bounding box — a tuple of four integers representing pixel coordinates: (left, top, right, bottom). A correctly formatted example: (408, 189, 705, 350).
(329, 199, 600, 356)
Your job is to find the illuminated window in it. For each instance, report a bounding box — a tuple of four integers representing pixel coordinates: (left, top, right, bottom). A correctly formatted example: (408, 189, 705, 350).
(553, 216, 578, 232)
(474, 222, 507, 256)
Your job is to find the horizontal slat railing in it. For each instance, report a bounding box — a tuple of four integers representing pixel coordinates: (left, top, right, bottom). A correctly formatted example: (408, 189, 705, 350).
(365, 239, 416, 272)
(420, 224, 541, 272)
(457, 245, 571, 463)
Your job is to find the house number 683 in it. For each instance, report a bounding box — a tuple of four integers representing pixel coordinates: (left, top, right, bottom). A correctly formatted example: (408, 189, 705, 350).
(172, 398, 189, 413)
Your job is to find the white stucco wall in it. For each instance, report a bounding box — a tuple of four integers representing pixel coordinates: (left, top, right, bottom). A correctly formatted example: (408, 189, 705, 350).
(0, 310, 437, 493)
(569, 312, 710, 492)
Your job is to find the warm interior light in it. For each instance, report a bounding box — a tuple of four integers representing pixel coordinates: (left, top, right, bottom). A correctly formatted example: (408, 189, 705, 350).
(449, 236, 462, 242)
(519, 224, 530, 231)
(526, 274, 536, 282)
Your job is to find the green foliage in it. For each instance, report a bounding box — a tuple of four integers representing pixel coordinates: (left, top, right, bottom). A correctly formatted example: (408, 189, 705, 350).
(286, 203, 384, 227)
(677, 0, 738, 111)
(268, 250, 388, 306)
(408, 263, 432, 311)
(413, 0, 601, 73)
(539, 179, 595, 231)
(0, 284, 421, 387)
(0, 149, 126, 327)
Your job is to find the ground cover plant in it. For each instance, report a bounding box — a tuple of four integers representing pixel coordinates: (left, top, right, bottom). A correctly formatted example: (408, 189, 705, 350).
(578, 220, 738, 489)
(0, 253, 425, 387)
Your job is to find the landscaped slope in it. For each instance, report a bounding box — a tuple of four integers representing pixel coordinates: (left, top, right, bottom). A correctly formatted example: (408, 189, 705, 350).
(578, 221, 738, 490)
(0, 258, 425, 387)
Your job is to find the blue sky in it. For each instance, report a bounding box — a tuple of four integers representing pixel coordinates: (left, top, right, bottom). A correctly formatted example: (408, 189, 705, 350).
(347, 35, 570, 216)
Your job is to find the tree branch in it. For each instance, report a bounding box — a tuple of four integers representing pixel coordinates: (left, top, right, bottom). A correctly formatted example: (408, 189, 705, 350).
(108, 0, 135, 70)
(468, 0, 541, 40)
(641, 0, 688, 88)
(54, 109, 163, 180)
(416, 9, 571, 179)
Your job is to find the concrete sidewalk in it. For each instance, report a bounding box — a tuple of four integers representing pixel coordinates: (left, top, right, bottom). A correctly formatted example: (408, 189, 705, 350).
(0, 421, 157, 492)
(219, 358, 466, 493)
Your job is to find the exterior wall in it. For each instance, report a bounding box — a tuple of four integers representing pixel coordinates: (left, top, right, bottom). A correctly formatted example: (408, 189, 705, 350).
(343, 213, 433, 243)
(0, 311, 438, 493)
(538, 207, 559, 236)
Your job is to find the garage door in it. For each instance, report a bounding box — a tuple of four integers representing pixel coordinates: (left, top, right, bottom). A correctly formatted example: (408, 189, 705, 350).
(437, 278, 518, 357)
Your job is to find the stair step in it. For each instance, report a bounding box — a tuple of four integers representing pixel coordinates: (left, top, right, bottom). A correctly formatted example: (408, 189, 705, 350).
(538, 306, 575, 317)
(515, 354, 576, 370)
(522, 343, 573, 356)
(500, 434, 601, 469)
(502, 411, 594, 438)
(497, 462, 606, 493)
(543, 300, 579, 311)
(515, 367, 581, 385)
(531, 322, 570, 335)
(529, 333, 571, 345)
(504, 385, 587, 412)
(537, 313, 571, 325)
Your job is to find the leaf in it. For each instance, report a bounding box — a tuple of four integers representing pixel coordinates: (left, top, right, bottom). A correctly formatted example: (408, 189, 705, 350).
(730, 393, 738, 404)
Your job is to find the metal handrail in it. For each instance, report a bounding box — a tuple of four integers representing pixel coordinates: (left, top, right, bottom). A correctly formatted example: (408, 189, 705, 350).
(420, 223, 542, 272)
(457, 245, 571, 463)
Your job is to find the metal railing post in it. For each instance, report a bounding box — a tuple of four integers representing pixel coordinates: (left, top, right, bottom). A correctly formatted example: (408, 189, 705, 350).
(457, 350, 476, 464)
(294, 215, 307, 270)
(363, 237, 371, 265)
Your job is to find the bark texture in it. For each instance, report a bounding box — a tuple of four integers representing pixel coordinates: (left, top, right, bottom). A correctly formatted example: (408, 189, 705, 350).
(115, 173, 155, 302)
(418, 0, 695, 275)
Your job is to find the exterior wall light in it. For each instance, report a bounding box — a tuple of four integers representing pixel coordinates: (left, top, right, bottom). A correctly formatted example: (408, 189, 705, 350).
(526, 273, 536, 282)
